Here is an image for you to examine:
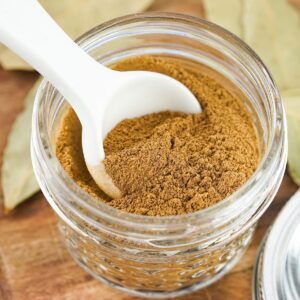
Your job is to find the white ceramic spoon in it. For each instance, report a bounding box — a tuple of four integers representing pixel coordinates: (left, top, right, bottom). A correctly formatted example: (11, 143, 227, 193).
(0, 0, 201, 198)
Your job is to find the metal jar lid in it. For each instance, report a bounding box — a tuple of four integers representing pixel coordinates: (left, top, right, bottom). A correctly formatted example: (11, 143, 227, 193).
(253, 189, 300, 300)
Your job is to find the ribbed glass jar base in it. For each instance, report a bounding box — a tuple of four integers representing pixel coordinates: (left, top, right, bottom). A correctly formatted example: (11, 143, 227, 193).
(59, 221, 255, 298)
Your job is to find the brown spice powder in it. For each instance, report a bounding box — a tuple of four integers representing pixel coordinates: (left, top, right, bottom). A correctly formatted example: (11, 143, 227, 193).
(56, 56, 260, 216)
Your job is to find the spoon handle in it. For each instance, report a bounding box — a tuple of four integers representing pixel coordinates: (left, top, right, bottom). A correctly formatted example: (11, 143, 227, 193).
(0, 0, 111, 116)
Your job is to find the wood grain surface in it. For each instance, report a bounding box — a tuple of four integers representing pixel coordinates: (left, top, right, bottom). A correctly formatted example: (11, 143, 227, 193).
(0, 1, 298, 299)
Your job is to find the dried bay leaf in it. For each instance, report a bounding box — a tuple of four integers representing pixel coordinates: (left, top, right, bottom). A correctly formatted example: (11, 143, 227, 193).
(243, 0, 300, 90)
(203, 0, 243, 37)
(283, 89, 300, 185)
(204, 0, 300, 91)
(0, 0, 154, 70)
(40, 0, 153, 38)
(2, 79, 43, 211)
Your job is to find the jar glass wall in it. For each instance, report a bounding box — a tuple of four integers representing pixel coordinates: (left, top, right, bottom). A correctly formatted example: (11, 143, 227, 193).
(31, 13, 287, 298)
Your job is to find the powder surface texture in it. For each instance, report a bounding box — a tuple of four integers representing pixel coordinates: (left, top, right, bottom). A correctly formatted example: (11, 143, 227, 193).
(56, 56, 260, 216)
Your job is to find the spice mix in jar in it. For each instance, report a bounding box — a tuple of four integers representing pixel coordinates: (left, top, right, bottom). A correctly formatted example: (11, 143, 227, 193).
(56, 55, 260, 216)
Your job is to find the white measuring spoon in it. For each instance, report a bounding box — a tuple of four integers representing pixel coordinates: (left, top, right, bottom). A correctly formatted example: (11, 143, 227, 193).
(0, 0, 201, 198)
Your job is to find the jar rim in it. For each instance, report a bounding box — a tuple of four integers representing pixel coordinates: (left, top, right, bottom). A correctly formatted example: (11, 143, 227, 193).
(32, 12, 287, 227)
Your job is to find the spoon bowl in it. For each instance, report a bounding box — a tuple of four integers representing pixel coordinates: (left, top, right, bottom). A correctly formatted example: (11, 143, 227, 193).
(83, 69, 201, 197)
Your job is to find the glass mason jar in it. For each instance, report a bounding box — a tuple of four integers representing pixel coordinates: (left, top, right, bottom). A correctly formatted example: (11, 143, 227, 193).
(31, 13, 287, 298)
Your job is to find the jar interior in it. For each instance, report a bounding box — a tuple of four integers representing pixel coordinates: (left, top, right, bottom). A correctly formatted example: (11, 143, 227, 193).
(39, 16, 273, 214)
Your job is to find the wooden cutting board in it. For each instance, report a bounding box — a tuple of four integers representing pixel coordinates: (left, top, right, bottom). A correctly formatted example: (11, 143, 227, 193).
(0, 1, 299, 299)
